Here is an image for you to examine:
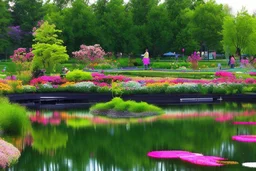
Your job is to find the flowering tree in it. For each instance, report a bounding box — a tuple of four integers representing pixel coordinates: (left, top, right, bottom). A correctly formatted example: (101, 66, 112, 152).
(10, 48, 34, 72)
(187, 52, 202, 70)
(72, 44, 105, 69)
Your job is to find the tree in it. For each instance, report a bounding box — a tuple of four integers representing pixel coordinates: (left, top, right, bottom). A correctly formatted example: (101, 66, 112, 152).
(61, 0, 97, 54)
(0, 0, 11, 55)
(72, 44, 105, 69)
(146, 4, 172, 57)
(189, 0, 226, 53)
(222, 9, 256, 58)
(11, 0, 44, 47)
(32, 21, 69, 73)
(97, 0, 137, 54)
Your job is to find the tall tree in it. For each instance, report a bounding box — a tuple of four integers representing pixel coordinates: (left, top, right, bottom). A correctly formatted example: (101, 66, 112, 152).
(189, 0, 226, 53)
(147, 4, 172, 56)
(128, 0, 159, 54)
(61, 0, 97, 54)
(98, 0, 136, 54)
(0, 0, 11, 55)
(222, 9, 256, 58)
(11, 0, 44, 48)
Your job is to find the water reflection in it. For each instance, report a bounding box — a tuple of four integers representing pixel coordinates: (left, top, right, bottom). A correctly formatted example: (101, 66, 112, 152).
(8, 102, 256, 170)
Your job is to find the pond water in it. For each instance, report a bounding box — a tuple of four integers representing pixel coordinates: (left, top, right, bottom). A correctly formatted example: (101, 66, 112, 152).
(7, 102, 256, 170)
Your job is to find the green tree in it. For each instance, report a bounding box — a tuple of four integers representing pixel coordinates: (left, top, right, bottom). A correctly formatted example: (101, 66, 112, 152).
(32, 21, 69, 72)
(11, 0, 44, 47)
(98, 0, 137, 54)
(0, 0, 11, 54)
(189, 0, 226, 53)
(61, 0, 97, 54)
(146, 4, 171, 57)
(222, 9, 256, 58)
(128, 0, 159, 54)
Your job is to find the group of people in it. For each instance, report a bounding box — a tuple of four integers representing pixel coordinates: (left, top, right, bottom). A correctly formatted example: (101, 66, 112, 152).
(228, 55, 256, 69)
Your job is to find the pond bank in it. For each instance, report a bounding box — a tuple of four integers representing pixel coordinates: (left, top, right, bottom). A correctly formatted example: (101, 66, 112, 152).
(6, 92, 256, 109)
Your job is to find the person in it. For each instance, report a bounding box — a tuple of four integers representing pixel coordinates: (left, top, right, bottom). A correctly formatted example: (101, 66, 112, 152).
(230, 55, 236, 69)
(228, 55, 231, 67)
(61, 66, 69, 77)
(143, 49, 150, 70)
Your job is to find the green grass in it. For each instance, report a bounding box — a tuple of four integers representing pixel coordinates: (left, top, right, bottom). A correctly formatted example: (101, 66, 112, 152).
(105, 70, 215, 79)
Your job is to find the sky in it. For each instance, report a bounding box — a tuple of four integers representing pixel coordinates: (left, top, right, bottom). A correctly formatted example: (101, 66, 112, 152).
(215, 0, 256, 14)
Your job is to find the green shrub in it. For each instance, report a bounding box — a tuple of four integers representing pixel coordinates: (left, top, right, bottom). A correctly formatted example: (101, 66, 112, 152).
(66, 70, 92, 82)
(0, 97, 30, 135)
(90, 97, 163, 115)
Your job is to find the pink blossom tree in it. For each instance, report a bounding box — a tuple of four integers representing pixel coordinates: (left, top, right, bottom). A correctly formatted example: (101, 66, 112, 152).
(187, 51, 202, 70)
(10, 48, 34, 72)
(72, 44, 105, 69)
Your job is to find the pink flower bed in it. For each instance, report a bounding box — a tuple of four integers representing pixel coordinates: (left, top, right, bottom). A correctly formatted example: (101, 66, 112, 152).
(249, 72, 256, 76)
(0, 139, 20, 169)
(215, 71, 234, 78)
(30, 76, 64, 85)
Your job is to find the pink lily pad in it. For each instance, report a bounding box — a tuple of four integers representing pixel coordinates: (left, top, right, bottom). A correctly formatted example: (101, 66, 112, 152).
(147, 150, 199, 159)
(232, 135, 256, 143)
(180, 155, 225, 167)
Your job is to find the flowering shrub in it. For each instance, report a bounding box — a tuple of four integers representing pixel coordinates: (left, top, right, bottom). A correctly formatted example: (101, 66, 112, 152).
(120, 81, 142, 90)
(6, 75, 17, 80)
(30, 76, 63, 85)
(249, 72, 256, 76)
(187, 52, 202, 70)
(0, 139, 21, 169)
(0, 82, 12, 93)
(72, 44, 105, 69)
(92, 73, 131, 83)
(72, 81, 95, 88)
(60, 82, 75, 87)
(215, 71, 234, 78)
(10, 48, 34, 72)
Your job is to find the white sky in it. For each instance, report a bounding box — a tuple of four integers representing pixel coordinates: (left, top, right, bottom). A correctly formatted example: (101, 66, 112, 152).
(215, 0, 256, 14)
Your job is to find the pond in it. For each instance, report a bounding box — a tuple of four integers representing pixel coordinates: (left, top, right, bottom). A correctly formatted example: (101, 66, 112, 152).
(7, 102, 256, 170)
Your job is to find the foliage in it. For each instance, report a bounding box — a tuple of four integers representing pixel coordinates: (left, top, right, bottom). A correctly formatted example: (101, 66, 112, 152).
(188, 0, 226, 51)
(66, 70, 93, 82)
(32, 21, 69, 73)
(0, 0, 11, 54)
(187, 52, 202, 70)
(72, 44, 105, 69)
(10, 48, 34, 72)
(222, 10, 256, 56)
(0, 97, 30, 135)
(11, 0, 44, 48)
(90, 97, 163, 115)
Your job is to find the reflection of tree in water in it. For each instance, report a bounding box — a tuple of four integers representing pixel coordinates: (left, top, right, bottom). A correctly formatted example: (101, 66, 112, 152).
(32, 126, 68, 155)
